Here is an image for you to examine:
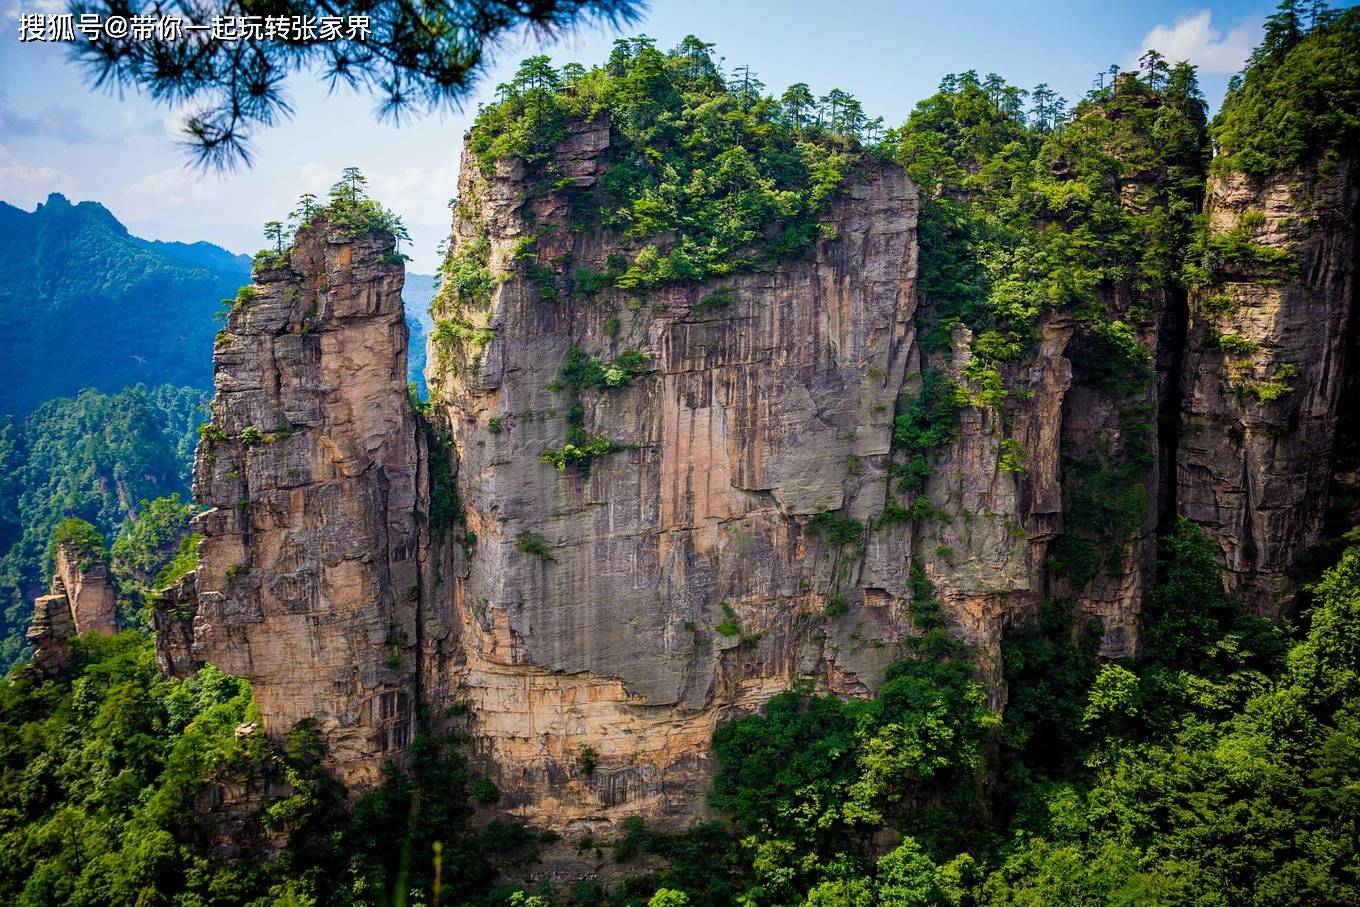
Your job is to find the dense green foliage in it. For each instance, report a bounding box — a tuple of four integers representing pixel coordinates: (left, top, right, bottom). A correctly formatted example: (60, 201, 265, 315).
(0, 386, 205, 669)
(0, 195, 246, 416)
(0, 632, 270, 905)
(885, 61, 1205, 581)
(1212, 3, 1360, 179)
(0, 527, 525, 906)
(0, 630, 519, 907)
(470, 36, 878, 291)
(11, 513, 1356, 906)
(973, 521, 1354, 905)
(109, 495, 199, 594)
(551, 520, 1358, 907)
(253, 169, 410, 276)
(892, 63, 1204, 377)
(7, 11, 1360, 906)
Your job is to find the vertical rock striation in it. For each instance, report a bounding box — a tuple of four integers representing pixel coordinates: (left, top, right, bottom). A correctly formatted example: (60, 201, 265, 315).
(25, 543, 119, 675)
(164, 126, 1356, 838)
(1178, 157, 1359, 614)
(26, 589, 74, 675)
(422, 125, 920, 830)
(188, 216, 420, 787)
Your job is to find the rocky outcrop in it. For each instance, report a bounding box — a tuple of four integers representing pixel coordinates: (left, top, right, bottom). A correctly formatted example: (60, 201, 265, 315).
(169, 125, 1355, 839)
(1178, 157, 1359, 614)
(54, 545, 118, 636)
(25, 545, 119, 675)
(421, 124, 920, 830)
(25, 588, 74, 675)
(189, 216, 420, 788)
(152, 570, 200, 678)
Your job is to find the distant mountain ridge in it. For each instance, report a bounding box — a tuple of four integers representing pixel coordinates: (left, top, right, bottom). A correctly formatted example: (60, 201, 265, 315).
(0, 193, 437, 413)
(0, 193, 251, 416)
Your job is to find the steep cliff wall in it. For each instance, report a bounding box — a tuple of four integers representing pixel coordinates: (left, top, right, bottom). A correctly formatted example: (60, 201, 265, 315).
(1178, 157, 1359, 614)
(167, 128, 1354, 842)
(189, 217, 420, 787)
(421, 124, 920, 830)
(416, 100, 1206, 830)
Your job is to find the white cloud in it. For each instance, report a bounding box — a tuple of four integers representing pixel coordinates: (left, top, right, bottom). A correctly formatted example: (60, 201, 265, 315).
(371, 163, 458, 222)
(1129, 10, 1262, 75)
(297, 162, 334, 196)
(0, 144, 76, 208)
(121, 166, 224, 218)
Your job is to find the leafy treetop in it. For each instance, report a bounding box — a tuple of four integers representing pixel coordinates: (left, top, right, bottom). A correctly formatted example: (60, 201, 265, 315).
(1212, 1, 1360, 179)
(468, 35, 884, 290)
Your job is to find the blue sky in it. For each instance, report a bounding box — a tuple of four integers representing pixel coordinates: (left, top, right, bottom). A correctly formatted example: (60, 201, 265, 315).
(0, 1, 1321, 272)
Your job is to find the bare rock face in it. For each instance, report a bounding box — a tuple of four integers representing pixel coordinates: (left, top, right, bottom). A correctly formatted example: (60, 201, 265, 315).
(1177, 158, 1359, 614)
(26, 546, 119, 675)
(169, 125, 1354, 838)
(189, 216, 420, 788)
(25, 590, 74, 675)
(417, 122, 1196, 830)
(421, 125, 920, 830)
(152, 570, 200, 678)
(55, 546, 118, 636)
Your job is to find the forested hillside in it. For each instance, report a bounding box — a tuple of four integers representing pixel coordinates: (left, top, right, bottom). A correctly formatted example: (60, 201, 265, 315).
(0, 386, 204, 667)
(0, 195, 249, 416)
(2, 518, 1354, 905)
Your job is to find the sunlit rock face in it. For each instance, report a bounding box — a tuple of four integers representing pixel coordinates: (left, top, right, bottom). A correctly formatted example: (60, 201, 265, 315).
(420, 125, 923, 829)
(174, 127, 1357, 837)
(189, 217, 420, 789)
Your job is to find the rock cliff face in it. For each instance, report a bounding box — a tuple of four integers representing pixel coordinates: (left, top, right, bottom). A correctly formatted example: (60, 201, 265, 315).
(26, 589, 74, 675)
(421, 124, 921, 830)
(26, 544, 119, 675)
(168, 138, 1357, 835)
(55, 545, 119, 636)
(415, 121, 1190, 829)
(188, 216, 420, 788)
(1177, 157, 1359, 614)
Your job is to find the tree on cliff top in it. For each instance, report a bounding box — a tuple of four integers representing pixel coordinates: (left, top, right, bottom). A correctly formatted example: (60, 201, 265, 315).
(67, 0, 645, 169)
(467, 36, 880, 291)
(1212, 1, 1360, 179)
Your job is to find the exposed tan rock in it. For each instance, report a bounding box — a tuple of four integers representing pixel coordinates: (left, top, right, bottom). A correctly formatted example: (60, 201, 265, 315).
(26, 546, 120, 675)
(171, 120, 1356, 843)
(152, 569, 200, 678)
(189, 215, 420, 788)
(422, 124, 920, 830)
(25, 590, 74, 675)
(54, 546, 118, 636)
(1177, 158, 1359, 614)
(418, 118, 1204, 831)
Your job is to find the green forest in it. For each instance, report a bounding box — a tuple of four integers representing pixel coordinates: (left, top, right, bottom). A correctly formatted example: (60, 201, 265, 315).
(3, 515, 1356, 905)
(0, 195, 248, 416)
(0, 386, 205, 667)
(2, 2, 1358, 906)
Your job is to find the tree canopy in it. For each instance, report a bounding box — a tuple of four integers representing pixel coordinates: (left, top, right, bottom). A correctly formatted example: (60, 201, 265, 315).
(1212, 2, 1360, 179)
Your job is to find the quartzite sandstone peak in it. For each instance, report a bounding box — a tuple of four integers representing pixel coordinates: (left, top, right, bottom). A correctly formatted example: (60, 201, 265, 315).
(27, 541, 119, 676)
(421, 124, 919, 829)
(167, 135, 1358, 833)
(188, 214, 420, 788)
(1177, 157, 1360, 613)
